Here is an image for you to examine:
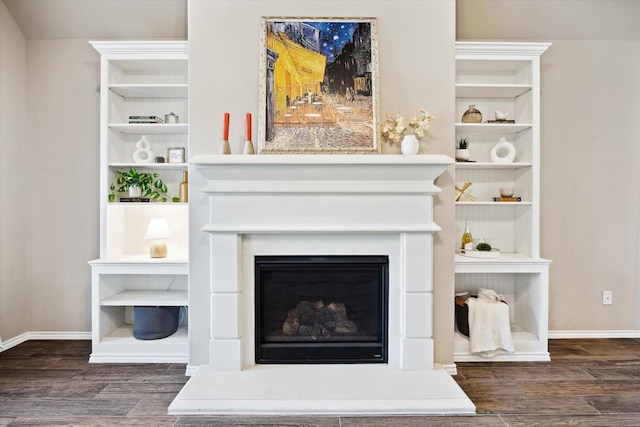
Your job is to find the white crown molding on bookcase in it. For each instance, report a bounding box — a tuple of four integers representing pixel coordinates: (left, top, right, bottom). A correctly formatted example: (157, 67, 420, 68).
(89, 40, 188, 55)
(455, 41, 552, 56)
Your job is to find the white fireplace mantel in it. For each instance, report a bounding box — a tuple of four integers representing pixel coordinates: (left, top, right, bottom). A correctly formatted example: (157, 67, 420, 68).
(193, 154, 452, 234)
(169, 154, 475, 415)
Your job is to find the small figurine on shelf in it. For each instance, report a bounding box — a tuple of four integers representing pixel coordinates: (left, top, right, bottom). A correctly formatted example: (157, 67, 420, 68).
(455, 180, 476, 202)
(132, 135, 154, 163)
(456, 137, 470, 162)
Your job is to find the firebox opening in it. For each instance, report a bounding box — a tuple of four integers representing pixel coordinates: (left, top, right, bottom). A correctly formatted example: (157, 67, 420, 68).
(255, 255, 389, 364)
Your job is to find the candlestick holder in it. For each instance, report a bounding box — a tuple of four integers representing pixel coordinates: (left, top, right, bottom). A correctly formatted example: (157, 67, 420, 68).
(219, 140, 231, 155)
(243, 140, 255, 155)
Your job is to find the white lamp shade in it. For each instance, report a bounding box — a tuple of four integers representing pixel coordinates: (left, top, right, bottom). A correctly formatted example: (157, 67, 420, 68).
(145, 218, 171, 240)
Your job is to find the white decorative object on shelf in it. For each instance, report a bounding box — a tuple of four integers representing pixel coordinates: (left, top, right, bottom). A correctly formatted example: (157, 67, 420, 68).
(459, 249, 500, 259)
(128, 186, 142, 198)
(401, 134, 419, 155)
(490, 137, 516, 164)
(495, 110, 509, 121)
(145, 218, 171, 258)
(133, 135, 154, 163)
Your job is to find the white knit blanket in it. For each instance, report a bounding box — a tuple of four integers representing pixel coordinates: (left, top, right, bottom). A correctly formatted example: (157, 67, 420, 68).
(466, 288, 514, 357)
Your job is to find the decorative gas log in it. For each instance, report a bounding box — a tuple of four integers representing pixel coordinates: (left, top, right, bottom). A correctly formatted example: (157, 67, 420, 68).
(283, 300, 358, 340)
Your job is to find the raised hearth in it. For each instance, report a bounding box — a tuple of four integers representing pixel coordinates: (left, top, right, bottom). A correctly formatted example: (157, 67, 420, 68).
(169, 154, 475, 415)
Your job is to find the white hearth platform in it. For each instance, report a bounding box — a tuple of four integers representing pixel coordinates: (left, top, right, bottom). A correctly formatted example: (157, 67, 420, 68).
(169, 364, 475, 415)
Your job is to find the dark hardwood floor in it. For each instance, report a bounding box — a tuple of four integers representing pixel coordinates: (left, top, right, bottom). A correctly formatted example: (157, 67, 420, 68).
(1, 339, 640, 426)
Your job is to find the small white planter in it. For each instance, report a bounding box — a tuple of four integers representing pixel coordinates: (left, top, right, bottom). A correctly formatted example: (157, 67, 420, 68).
(128, 186, 142, 198)
(456, 149, 470, 161)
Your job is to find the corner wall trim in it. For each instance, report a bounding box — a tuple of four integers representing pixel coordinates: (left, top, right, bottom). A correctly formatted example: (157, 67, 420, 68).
(0, 331, 91, 352)
(549, 330, 640, 339)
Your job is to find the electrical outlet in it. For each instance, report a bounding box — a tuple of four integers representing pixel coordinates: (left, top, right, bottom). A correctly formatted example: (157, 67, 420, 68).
(603, 291, 613, 305)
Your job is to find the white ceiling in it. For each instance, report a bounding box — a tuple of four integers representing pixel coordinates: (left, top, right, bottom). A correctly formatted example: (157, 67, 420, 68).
(2, 0, 187, 40)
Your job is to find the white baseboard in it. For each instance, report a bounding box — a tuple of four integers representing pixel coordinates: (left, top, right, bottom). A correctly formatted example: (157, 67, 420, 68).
(0, 331, 91, 352)
(549, 330, 640, 339)
(3, 331, 640, 356)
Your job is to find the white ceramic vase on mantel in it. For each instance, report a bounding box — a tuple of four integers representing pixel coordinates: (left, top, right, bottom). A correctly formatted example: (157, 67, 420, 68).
(401, 134, 419, 155)
(455, 149, 470, 162)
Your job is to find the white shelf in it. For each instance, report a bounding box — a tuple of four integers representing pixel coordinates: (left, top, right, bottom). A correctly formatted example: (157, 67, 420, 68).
(456, 84, 531, 99)
(455, 253, 551, 273)
(110, 84, 188, 99)
(109, 162, 187, 169)
(455, 123, 531, 133)
(456, 201, 532, 206)
(90, 324, 188, 363)
(109, 123, 188, 134)
(455, 162, 531, 170)
(454, 330, 550, 362)
(101, 290, 188, 306)
(90, 255, 188, 265)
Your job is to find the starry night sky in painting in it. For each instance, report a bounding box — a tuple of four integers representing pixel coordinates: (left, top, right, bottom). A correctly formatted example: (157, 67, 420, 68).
(307, 22, 359, 62)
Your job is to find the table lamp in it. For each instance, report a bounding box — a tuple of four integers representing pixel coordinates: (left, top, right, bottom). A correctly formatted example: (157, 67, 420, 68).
(145, 218, 171, 258)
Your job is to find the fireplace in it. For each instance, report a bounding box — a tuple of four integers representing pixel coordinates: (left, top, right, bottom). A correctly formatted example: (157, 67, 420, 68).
(169, 155, 475, 415)
(255, 255, 389, 364)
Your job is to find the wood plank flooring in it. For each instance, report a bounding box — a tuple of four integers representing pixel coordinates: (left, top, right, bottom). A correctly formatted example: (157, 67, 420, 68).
(1, 339, 640, 426)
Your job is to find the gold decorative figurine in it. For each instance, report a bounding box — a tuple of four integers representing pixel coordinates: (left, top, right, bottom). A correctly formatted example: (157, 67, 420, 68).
(455, 180, 476, 202)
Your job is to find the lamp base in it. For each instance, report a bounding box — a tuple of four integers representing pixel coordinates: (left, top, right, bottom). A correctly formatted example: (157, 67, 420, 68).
(150, 241, 167, 258)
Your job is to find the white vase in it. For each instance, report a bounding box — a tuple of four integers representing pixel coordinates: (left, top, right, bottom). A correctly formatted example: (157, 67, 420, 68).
(128, 186, 142, 198)
(490, 136, 516, 163)
(400, 134, 419, 155)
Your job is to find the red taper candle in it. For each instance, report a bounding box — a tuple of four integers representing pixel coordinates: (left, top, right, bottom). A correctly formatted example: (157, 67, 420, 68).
(246, 113, 252, 141)
(223, 113, 230, 141)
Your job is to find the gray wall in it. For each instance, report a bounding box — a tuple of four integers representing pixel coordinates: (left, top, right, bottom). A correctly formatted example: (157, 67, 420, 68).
(25, 39, 100, 332)
(0, 1, 28, 343)
(458, 0, 640, 333)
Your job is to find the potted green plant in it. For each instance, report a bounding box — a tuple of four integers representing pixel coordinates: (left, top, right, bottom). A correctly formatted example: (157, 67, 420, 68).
(108, 167, 179, 202)
(456, 137, 470, 161)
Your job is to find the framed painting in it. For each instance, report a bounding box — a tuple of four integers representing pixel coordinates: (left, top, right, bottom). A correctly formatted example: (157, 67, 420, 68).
(258, 17, 379, 154)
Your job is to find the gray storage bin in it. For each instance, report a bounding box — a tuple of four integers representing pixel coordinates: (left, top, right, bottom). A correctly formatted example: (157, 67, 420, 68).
(133, 306, 180, 340)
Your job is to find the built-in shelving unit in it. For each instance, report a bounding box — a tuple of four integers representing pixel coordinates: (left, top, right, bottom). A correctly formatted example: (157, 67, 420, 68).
(454, 42, 551, 362)
(89, 41, 189, 363)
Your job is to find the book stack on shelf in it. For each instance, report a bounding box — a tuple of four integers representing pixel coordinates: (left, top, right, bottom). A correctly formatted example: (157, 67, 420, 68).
(129, 115, 164, 124)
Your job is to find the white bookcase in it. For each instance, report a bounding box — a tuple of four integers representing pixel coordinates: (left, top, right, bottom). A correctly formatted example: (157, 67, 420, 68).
(89, 41, 189, 363)
(454, 42, 552, 361)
